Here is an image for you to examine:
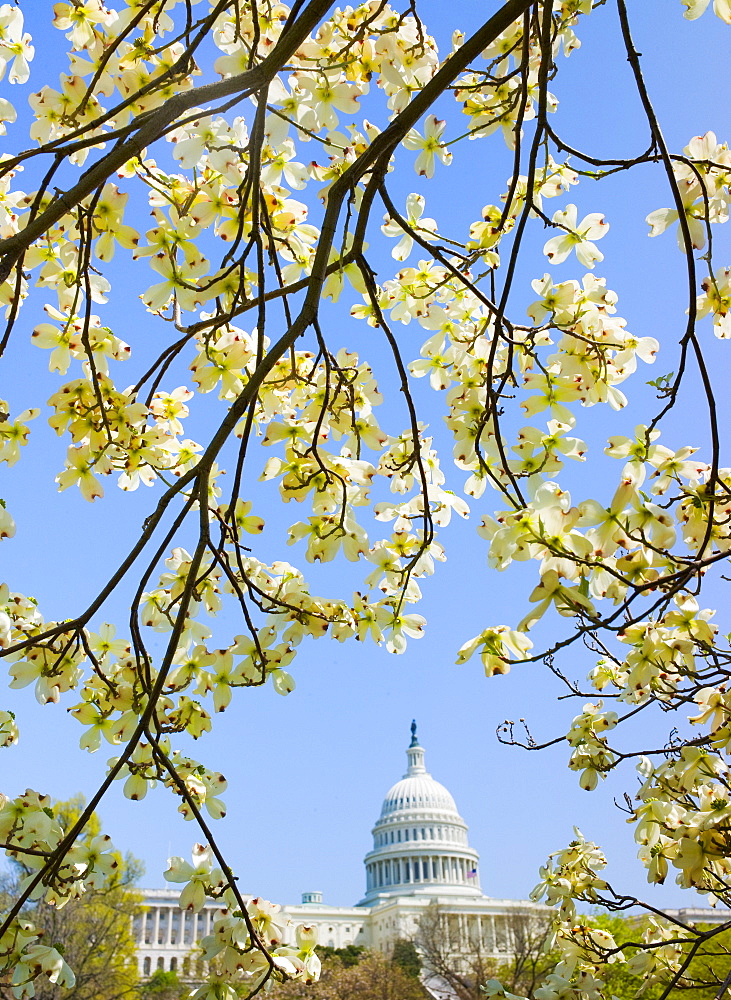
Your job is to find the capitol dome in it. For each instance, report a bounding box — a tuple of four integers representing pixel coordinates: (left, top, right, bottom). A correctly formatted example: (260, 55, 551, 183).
(359, 723, 481, 905)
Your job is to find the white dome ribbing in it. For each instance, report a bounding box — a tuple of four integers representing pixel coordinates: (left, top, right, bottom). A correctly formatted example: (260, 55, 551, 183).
(359, 723, 481, 905)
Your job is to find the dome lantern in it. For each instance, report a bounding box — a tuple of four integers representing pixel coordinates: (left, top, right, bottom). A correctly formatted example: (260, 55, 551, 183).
(405, 720, 427, 775)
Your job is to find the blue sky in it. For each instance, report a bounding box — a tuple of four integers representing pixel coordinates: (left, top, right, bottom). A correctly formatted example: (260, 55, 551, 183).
(2, 0, 731, 914)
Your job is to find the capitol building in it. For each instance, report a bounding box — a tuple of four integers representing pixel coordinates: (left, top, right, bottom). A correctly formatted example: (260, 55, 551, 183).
(133, 724, 721, 981)
(134, 724, 547, 978)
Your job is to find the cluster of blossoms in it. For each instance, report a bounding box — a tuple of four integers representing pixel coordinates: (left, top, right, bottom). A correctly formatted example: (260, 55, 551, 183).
(647, 131, 731, 336)
(523, 798, 724, 998)
(0, 579, 312, 993)
(518, 831, 630, 1000)
(163, 845, 320, 998)
(501, 592, 731, 998)
(0, 787, 128, 997)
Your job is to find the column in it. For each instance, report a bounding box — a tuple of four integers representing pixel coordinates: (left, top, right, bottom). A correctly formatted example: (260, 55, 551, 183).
(166, 907, 173, 946)
(153, 907, 160, 946)
(506, 918, 515, 954)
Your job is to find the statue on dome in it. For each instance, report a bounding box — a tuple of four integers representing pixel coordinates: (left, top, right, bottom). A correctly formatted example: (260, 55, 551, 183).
(410, 720, 418, 746)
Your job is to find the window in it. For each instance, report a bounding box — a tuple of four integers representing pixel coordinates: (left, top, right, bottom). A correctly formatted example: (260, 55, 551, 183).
(143, 957, 151, 977)
(170, 958, 177, 972)
(157, 957, 164, 971)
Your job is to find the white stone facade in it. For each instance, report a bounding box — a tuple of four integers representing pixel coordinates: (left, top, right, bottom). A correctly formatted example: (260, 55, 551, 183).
(133, 888, 230, 978)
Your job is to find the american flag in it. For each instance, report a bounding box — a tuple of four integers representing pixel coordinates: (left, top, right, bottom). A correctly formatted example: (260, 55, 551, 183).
(467, 869, 477, 878)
